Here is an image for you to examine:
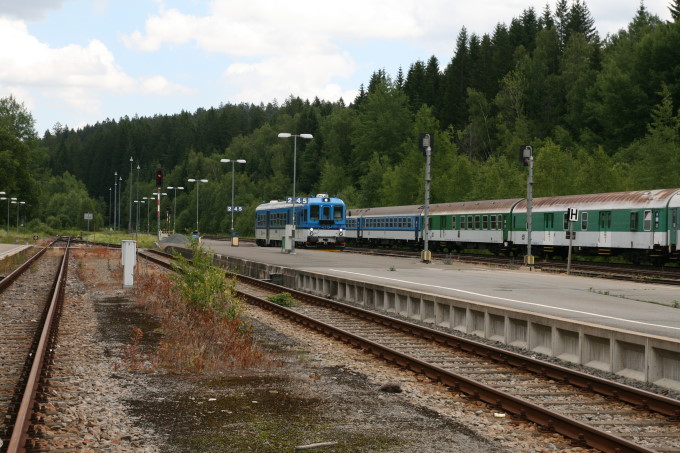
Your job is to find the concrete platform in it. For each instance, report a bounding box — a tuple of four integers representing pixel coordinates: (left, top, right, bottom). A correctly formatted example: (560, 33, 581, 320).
(177, 239, 680, 390)
(0, 243, 32, 260)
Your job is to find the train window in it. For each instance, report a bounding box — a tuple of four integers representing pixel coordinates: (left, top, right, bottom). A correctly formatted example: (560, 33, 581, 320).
(643, 210, 652, 231)
(310, 205, 319, 221)
(467, 216, 473, 230)
(673, 209, 678, 229)
(482, 215, 488, 229)
(630, 212, 639, 231)
(563, 213, 569, 230)
(581, 212, 588, 230)
(334, 207, 343, 221)
(452, 216, 457, 230)
(474, 215, 480, 229)
(460, 216, 466, 229)
(321, 206, 329, 220)
(490, 215, 496, 230)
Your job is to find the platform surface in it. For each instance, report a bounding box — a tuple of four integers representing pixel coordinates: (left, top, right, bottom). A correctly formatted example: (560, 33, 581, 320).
(0, 243, 31, 259)
(198, 239, 680, 340)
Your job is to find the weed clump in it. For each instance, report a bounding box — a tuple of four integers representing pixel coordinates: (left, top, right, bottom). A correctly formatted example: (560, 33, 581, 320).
(267, 292, 298, 307)
(135, 243, 266, 372)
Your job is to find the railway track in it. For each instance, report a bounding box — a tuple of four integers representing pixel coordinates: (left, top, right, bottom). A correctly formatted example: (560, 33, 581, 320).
(0, 239, 69, 452)
(139, 248, 680, 453)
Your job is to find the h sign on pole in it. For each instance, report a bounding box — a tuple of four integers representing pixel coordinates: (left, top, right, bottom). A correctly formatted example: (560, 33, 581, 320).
(568, 208, 578, 222)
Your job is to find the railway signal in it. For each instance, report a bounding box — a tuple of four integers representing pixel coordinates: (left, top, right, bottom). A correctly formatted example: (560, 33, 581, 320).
(155, 168, 164, 189)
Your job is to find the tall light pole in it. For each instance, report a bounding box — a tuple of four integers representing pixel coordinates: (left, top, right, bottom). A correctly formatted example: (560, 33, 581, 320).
(520, 145, 534, 268)
(278, 132, 313, 253)
(143, 197, 150, 233)
(136, 164, 140, 235)
(187, 179, 208, 232)
(0, 195, 11, 233)
(220, 158, 246, 234)
(167, 186, 184, 233)
(118, 176, 122, 231)
(113, 172, 118, 231)
(128, 157, 133, 232)
(108, 187, 112, 230)
(12, 200, 25, 233)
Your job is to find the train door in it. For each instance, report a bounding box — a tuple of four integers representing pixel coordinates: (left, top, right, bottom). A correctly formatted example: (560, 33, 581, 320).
(597, 211, 612, 247)
(266, 211, 271, 245)
(543, 213, 555, 244)
(357, 217, 363, 240)
(670, 208, 678, 250)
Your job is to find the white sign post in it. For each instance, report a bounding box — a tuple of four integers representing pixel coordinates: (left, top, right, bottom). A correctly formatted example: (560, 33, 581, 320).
(567, 208, 578, 274)
(121, 240, 137, 287)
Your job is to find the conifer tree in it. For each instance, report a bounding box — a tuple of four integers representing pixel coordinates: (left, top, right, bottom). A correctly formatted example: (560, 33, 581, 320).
(670, 0, 680, 21)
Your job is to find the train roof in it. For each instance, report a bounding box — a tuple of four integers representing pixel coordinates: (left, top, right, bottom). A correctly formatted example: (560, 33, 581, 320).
(256, 195, 345, 211)
(514, 188, 680, 212)
(347, 199, 523, 217)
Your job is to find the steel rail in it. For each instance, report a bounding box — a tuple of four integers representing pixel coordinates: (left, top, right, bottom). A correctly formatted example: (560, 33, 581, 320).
(6, 239, 70, 453)
(0, 243, 52, 292)
(239, 289, 659, 453)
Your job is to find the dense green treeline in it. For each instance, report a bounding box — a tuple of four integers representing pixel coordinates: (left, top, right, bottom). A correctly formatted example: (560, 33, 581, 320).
(2, 0, 679, 237)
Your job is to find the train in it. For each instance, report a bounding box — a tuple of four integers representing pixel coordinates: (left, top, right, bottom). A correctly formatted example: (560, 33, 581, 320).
(255, 194, 347, 248)
(345, 189, 680, 264)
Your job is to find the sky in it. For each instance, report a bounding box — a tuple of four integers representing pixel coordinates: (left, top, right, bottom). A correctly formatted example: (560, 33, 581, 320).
(0, 0, 673, 135)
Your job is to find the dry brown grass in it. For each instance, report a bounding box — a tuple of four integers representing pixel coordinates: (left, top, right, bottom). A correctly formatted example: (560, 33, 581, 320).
(135, 268, 269, 373)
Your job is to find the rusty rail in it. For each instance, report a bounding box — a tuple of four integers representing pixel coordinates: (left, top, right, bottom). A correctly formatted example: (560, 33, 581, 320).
(6, 240, 70, 452)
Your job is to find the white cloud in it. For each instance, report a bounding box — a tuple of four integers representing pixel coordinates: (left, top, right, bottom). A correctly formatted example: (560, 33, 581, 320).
(224, 52, 357, 103)
(0, 0, 68, 21)
(0, 17, 194, 112)
(122, 0, 430, 56)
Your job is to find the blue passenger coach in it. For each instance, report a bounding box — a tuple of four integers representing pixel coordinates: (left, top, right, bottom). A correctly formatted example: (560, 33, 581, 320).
(255, 194, 346, 248)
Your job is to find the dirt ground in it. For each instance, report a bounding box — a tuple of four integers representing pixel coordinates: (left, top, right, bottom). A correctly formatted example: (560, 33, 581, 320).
(67, 247, 584, 452)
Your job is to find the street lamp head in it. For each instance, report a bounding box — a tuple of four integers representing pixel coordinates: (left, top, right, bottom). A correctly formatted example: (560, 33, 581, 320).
(220, 159, 231, 163)
(130, 156, 133, 162)
(167, 186, 174, 189)
(188, 178, 196, 182)
(177, 186, 184, 190)
(300, 133, 313, 139)
(200, 179, 208, 183)
(236, 159, 246, 163)
(278, 132, 291, 138)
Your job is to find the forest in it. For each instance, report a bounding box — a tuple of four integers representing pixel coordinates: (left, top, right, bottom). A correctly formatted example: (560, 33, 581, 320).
(1, 0, 679, 237)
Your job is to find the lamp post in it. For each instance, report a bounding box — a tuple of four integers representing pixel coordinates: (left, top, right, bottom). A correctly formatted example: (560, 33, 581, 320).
(136, 163, 140, 235)
(166, 186, 184, 233)
(142, 197, 151, 233)
(12, 200, 25, 233)
(118, 176, 122, 231)
(187, 179, 208, 232)
(520, 145, 534, 268)
(0, 195, 11, 233)
(128, 157, 133, 232)
(278, 132, 313, 253)
(108, 187, 112, 230)
(113, 172, 118, 230)
(220, 159, 246, 234)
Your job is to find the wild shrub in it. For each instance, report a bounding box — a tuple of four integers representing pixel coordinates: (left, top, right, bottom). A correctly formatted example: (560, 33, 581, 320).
(169, 242, 243, 320)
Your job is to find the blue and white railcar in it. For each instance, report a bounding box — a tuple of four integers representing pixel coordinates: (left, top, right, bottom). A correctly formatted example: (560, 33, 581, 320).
(255, 194, 346, 248)
(346, 205, 421, 246)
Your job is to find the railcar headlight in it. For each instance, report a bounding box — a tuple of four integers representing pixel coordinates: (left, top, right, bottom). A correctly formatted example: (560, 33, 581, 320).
(309, 228, 314, 236)
(339, 229, 344, 236)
